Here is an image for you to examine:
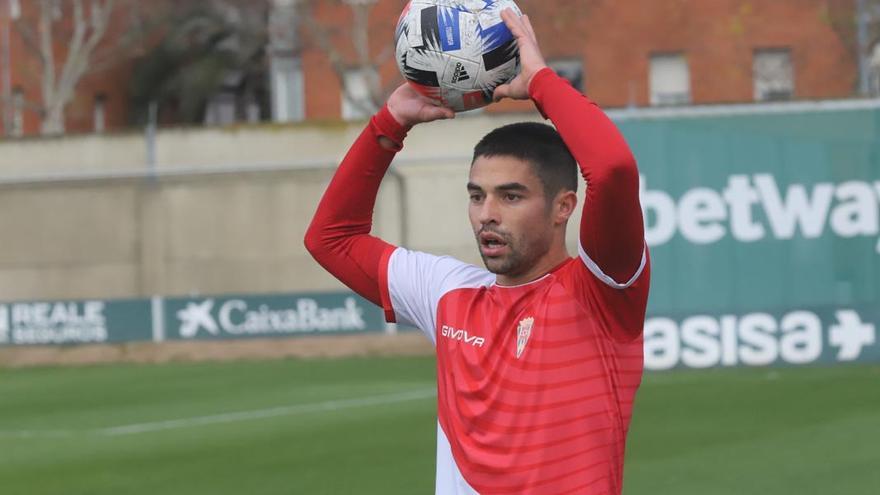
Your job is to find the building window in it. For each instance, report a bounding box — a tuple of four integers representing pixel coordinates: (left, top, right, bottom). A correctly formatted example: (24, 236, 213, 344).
(93, 94, 106, 133)
(267, 0, 303, 122)
(9, 0, 21, 19)
(11, 88, 23, 137)
(869, 42, 880, 97)
(269, 54, 304, 122)
(341, 68, 376, 120)
(753, 48, 794, 101)
(650, 53, 691, 106)
(549, 58, 584, 91)
(204, 92, 237, 126)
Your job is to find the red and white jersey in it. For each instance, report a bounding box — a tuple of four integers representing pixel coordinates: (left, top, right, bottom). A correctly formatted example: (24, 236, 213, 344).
(305, 68, 650, 494)
(381, 241, 648, 494)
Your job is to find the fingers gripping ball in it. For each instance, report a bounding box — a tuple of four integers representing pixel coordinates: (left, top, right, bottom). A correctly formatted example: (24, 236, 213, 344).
(394, 0, 522, 112)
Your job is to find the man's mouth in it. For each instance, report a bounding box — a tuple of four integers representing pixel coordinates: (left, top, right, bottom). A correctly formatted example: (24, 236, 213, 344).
(479, 231, 508, 257)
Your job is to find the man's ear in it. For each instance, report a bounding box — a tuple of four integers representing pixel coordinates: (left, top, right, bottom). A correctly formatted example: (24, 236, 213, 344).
(554, 190, 578, 225)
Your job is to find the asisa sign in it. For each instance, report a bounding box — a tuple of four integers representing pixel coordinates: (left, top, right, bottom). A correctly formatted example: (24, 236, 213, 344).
(643, 306, 878, 370)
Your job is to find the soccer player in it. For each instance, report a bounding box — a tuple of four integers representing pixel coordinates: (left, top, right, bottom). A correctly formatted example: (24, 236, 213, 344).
(305, 8, 649, 495)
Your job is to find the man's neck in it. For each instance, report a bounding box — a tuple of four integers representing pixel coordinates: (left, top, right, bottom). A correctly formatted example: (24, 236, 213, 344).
(495, 248, 571, 287)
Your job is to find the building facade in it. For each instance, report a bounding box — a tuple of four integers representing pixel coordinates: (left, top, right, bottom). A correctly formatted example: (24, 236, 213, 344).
(0, 0, 868, 138)
(309, 0, 863, 117)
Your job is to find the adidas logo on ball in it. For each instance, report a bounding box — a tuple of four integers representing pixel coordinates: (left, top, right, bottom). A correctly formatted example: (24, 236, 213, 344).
(452, 62, 470, 83)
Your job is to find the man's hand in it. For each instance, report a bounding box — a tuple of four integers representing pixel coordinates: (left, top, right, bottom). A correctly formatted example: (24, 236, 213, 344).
(387, 83, 455, 128)
(492, 8, 547, 102)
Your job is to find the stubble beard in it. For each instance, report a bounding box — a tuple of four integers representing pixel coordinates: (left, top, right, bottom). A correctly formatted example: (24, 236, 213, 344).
(478, 229, 549, 277)
(481, 242, 522, 275)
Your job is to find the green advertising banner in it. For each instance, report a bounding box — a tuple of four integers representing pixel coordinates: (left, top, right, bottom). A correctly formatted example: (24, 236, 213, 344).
(3, 103, 878, 372)
(643, 304, 878, 370)
(162, 293, 386, 341)
(616, 103, 880, 318)
(0, 299, 153, 346)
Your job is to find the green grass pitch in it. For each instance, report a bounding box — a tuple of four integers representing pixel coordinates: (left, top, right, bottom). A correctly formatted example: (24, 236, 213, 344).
(1, 356, 878, 494)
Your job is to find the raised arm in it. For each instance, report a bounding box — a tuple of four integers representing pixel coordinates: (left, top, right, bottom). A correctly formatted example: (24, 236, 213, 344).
(532, 71, 644, 284)
(494, 10, 644, 285)
(304, 85, 454, 314)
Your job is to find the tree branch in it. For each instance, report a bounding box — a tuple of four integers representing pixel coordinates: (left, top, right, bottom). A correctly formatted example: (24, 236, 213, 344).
(52, 0, 90, 110)
(301, 0, 381, 116)
(38, 0, 56, 112)
(38, 0, 116, 133)
(12, 20, 45, 64)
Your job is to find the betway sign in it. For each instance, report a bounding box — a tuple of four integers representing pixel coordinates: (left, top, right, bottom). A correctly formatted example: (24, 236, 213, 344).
(642, 174, 880, 252)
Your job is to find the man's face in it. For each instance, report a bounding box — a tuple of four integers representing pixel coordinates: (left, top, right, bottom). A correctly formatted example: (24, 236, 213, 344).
(468, 155, 555, 277)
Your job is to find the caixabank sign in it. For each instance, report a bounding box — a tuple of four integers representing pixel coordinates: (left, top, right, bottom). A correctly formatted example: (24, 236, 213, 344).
(164, 294, 383, 340)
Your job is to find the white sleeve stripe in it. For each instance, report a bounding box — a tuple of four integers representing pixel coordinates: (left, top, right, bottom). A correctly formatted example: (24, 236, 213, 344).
(387, 247, 495, 345)
(577, 241, 647, 290)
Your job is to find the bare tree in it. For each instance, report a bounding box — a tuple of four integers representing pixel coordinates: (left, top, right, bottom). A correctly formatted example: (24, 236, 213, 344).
(12, 0, 149, 135)
(829, 0, 880, 96)
(859, 0, 880, 95)
(299, 0, 400, 116)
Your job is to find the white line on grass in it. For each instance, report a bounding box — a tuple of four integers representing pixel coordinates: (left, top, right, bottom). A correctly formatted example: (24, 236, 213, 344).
(99, 388, 436, 436)
(0, 388, 437, 439)
(0, 429, 77, 439)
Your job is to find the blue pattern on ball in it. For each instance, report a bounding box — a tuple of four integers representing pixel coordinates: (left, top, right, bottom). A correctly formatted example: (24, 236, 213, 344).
(438, 7, 462, 52)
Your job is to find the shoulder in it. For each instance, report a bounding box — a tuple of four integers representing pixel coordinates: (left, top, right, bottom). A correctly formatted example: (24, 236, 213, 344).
(385, 248, 494, 338)
(555, 252, 651, 341)
(577, 242, 649, 291)
(390, 249, 493, 289)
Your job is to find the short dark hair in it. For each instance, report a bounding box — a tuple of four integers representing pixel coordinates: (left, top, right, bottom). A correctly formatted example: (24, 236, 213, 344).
(471, 122, 578, 199)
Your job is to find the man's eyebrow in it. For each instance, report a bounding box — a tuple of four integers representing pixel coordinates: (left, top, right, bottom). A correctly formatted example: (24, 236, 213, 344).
(467, 182, 530, 192)
(495, 182, 529, 192)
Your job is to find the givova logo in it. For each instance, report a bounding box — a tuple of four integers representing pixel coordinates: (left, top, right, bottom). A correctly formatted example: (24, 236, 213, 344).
(644, 308, 876, 370)
(176, 297, 367, 338)
(642, 174, 880, 253)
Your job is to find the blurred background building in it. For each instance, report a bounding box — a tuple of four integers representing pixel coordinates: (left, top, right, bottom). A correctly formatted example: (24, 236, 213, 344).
(1, 0, 879, 138)
(0, 1, 877, 358)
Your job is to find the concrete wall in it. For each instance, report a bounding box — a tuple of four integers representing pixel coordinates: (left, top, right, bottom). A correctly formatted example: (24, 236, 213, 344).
(0, 111, 574, 302)
(9, 97, 867, 302)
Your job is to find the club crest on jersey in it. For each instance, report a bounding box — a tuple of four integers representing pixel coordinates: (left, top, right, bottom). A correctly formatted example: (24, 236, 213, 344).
(516, 317, 534, 358)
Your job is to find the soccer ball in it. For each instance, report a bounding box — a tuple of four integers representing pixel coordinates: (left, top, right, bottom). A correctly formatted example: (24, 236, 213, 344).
(394, 0, 522, 112)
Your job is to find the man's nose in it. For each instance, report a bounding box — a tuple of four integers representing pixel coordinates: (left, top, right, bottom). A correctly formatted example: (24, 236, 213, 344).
(478, 195, 501, 226)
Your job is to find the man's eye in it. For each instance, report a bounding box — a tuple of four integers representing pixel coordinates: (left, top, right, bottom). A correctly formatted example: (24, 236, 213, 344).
(470, 194, 483, 202)
(505, 194, 521, 201)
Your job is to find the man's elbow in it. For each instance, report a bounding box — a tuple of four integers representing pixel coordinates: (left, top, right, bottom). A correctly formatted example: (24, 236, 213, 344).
(303, 223, 324, 260)
(604, 153, 640, 189)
